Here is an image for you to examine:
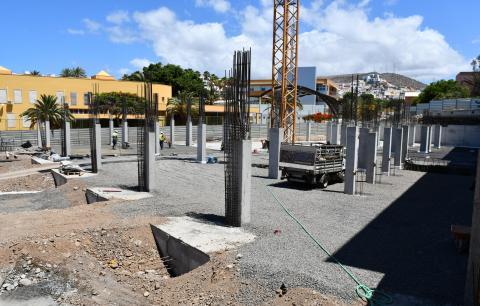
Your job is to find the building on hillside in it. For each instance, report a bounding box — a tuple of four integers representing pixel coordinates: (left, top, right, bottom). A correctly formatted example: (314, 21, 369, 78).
(456, 71, 480, 94)
(0, 66, 262, 130)
(249, 67, 339, 123)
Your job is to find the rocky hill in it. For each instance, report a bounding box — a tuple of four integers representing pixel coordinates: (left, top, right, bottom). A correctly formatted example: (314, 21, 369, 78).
(326, 72, 427, 90)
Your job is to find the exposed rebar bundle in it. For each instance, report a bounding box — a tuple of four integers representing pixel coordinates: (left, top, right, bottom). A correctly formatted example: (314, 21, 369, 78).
(61, 102, 69, 156)
(88, 84, 100, 173)
(199, 95, 205, 124)
(224, 49, 251, 226)
(137, 82, 158, 192)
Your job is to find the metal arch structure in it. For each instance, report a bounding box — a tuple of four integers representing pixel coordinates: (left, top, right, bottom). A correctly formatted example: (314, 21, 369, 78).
(254, 85, 342, 117)
(271, 0, 300, 143)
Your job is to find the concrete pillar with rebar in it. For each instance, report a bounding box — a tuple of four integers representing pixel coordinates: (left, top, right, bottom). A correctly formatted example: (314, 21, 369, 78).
(37, 122, 42, 148)
(344, 126, 359, 195)
(419, 125, 430, 153)
(122, 120, 128, 149)
(393, 127, 404, 168)
(382, 127, 393, 175)
(144, 128, 156, 192)
(340, 124, 348, 146)
(268, 127, 283, 179)
(109, 119, 114, 146)
(197, 122, 207, 163)
(357, 127, 370, 170)
(45, 120, 51, 148)
(186, 118, 192, 147)
(170, 117, 175, 146)
(365, 131, 378, 184)
(93, 123, 102, 171)
(408, 124, 416, 147)
(155, 121, 160, 154)
(306, 121, 312, 141)
(64, 121, 71, 157)
(433, 124, 442, 149)
(401, 125, 409, 165)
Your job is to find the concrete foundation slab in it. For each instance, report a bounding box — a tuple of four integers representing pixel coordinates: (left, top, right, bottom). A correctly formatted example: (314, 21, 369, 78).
(51, 168, 97, 187)
(85, 187, 152, 204)
(344, 126, 359, 195)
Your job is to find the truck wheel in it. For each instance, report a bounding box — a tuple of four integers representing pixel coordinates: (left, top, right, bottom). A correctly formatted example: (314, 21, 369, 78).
(319, 174, 329, 189)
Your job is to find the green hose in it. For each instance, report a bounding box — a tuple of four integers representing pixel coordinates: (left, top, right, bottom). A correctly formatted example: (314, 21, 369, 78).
(266, 186, 393, 306)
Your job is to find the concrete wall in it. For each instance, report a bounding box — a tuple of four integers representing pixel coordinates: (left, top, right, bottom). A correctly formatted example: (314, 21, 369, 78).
(441, 125, 480, 148)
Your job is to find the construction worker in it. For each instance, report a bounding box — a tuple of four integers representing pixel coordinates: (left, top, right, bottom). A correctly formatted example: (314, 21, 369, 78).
(112, 129, 119, 150)
(159, 132, 166, 150)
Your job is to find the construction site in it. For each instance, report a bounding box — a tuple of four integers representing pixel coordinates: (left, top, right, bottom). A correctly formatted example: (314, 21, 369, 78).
(1, 1, 479, 306)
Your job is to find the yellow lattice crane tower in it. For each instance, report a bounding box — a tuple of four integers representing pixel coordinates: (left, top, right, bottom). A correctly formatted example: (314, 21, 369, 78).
(271, 0, 300, 144)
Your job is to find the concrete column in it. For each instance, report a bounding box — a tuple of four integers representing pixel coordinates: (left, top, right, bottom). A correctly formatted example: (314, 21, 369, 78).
(465, 151, 480, 306)
(186, 117, 192, 146)
(122, 120, 128, 149)
(401, 125, 409, 164)
(306, 122, 312, 142)
(226, 139, 252, 227)
(408, 124, 416, 147)
(378, 122, 385, 141)
(64, 121, 71, 157)
(365, 132, 378, 184)
(433, 124, 442, 149)
(197, 123, 207, 163)
(428, 125, 433, 151)
(144, 129, 156, 192)
(382, 127, 392, 175)
(268, 128, 283, 179)
(344, 126, 359, 195)
(155, 121, 160, 154)
(393, 128, 404, 168)
(93, 123, 102, 171)
(419, 125, 430, 153)
(331, 123, 340, 145)
(37, 122, 42, 148)
(109, 119, 114, 146)
(326, 121, 332, 143)
(170, 117, 175, 146)
(45, 120, 51, 148)
(340, 124, 348, 147)
(357, 127, 370, 169)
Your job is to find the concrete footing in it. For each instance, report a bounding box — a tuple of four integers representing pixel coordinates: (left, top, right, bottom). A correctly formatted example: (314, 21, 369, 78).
(226, 139, 251, 227)
(51, 169, 96, 187)
(268, 128, 283, 179)
(86, 187, 152, 204)
(344, 126, 359, 195)
(382, 127, 393, 175)
(419, 125, 431, 153)
(197, 123, 207, 163)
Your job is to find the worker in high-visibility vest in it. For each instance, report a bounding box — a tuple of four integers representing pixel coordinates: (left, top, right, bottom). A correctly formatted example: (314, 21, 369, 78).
(159, 132, 166, 150)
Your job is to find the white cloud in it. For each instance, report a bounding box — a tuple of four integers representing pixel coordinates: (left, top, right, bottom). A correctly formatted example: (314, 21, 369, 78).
(106, 26, 138, 44)
(118, 68, 131, 75)
(106, 10, 130, 24)
(67, 28, 85, 35)
(83, 18, 101, 32)
(130, 58, 152, 69)
(91, 2, 468, 81)
(473, 37, 480, 44)
(195, 0, 230, 13)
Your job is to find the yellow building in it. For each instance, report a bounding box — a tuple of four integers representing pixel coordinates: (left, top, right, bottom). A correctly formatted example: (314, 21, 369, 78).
(0, 67, 172, 130)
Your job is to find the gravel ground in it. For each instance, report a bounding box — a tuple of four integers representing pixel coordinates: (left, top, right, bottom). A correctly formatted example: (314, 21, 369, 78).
(76, 145, 474, 306)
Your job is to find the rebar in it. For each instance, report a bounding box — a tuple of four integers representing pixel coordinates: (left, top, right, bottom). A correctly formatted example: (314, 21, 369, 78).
(224, 49, 251, 226)
(88, 84, 100, 173)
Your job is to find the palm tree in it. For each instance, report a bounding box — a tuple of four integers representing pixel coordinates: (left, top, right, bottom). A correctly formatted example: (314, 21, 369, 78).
(122, 71, 146, 82)
(60, 66, 87, 78)
(166, 92, 198, 124)
(30, 70, 41, 76)
(20, 94, 74, 128)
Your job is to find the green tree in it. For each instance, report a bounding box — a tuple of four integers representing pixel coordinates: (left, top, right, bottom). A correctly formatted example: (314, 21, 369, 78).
(166, 91, 198, 124)
(60, 66, 87, 78)
(94, 92, 145, 120)
(414, 80, 469, 104)
(20, 94, 74, 128)
(123, 63, 208, 97)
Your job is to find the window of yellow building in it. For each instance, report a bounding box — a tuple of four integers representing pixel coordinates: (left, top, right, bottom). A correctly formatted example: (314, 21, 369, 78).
(56, 91, 65, 104)
(29, 90, 37, 104)
(14, 89, 22, 103)
(71, 92, 77, 106)
(0, 89, 6, 103)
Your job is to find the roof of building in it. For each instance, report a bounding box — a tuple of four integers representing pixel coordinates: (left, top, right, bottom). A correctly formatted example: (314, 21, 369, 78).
(91, 70, 115, 80)
(0, 66, 12, 75)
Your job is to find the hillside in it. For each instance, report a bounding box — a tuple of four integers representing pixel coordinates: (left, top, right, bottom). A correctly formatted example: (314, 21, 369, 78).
(326, 72, 427, 90)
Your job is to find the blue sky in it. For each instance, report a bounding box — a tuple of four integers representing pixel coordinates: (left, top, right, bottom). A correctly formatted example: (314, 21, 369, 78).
(0, 0, 478, 83)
